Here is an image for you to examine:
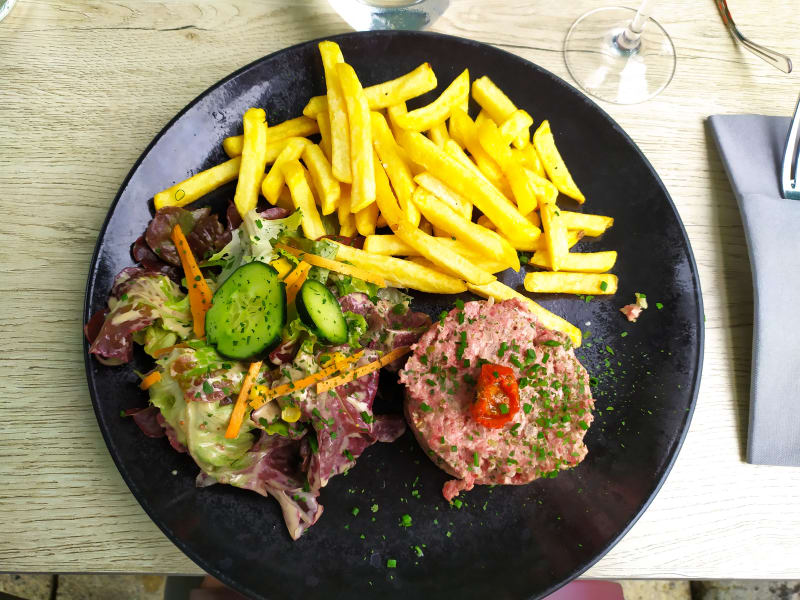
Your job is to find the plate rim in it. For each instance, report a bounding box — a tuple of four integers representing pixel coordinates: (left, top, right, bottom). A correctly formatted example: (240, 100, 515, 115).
(83, 29, 705, 600)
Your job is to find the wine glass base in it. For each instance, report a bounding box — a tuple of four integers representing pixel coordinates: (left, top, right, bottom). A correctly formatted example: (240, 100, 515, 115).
(328, 0, 449, 31)
(564, 6, 676, 104)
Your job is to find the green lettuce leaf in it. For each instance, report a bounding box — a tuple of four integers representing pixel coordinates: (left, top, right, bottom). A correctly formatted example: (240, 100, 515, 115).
(113, 273, 192, 357)
(148, 360, 255, 473)
(204, 208, 303, 286)
(277, 233, 338, 284)
(328, 271, 379, 301)
(344, 311, 368, 349)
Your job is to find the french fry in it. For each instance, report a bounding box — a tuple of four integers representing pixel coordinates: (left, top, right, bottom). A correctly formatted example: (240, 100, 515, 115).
(333, 242, 468, 294)
(505, 161, 538, 215)
(419, 219, 433, 235)
(386, 102, 409, 138)
(471, 75, 528, 148)
(449, 108, 505, 183)
(355, 200, 379, 236)
(443, 140, 520, 223)
(303, 62, 438, 116)
(409, 256, 435, 268)
(338, 184, 357, 237)
(531, 229, 583, 253)
(499, 109, 533, 146)
(154, 156, 240, 210)
(261, 137, 310, 204)
(475, 109, 494, 130)
(413, 255, 508, 275)
(223, 136, 290, 162)
(394, 221, 495, 285)
(533, 120, 585, 203)
(363, 234, 419, 256)
(467, 280, 582, 347)
(428, 121, 449, 148)
(303, 95, 328, 118)
(337, 63, 376, 212)
(476, 117, 512, 170)
(319, 41, 352, 183)
(222, 116, 319, 158)
(363, 234, 494, 266)
(525, 166, 559, 207)
(316, 111, 333, 162)
(391, 69, 469, 132)
(302, 143, 340, 215)
(530, 250, 617, 273)
(398, 131, 541, 247)
(514, 145, 545, 177)
(410, 187, 519, 270)
(527, 209, 542, 229)
(523, 272, 618, 295)
(340, 214, 357, 237)
(560, 211, 614, 237)
(413, 172, 472, 220)
(371, 112, 420, 225)
(372, 149, 403, 227)
(282, 160, 326, 240)
(233, 107, 269, 216)
(477, 118, 537, 215)
(363, 62, 438, 109)
(540, 202, 568, 271)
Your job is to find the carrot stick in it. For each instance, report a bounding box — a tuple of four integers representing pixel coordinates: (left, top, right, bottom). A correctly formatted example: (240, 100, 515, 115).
(283, 261, 312, 304)
(275, 243, 386, 287)
(316, 346, 411, 394)
(139, 371, 161, 390)
(171, 224, 213, 338)
(225, 361, 262, 439)
(248, 350, 365, 410)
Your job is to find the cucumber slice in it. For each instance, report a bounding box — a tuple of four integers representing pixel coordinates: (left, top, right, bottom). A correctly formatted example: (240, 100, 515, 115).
(205, 261, 285, 360)
(295, 280, 347, 344)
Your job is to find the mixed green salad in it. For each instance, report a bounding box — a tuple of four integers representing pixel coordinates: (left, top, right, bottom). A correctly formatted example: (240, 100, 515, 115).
(87, 204, 431, 538)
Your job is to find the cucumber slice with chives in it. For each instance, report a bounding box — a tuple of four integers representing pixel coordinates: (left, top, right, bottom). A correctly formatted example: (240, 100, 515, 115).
(295, 280, 347, 344)
(205, 261, 285, 360)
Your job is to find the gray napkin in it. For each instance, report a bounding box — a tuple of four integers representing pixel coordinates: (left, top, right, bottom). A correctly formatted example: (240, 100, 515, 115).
(709, 114, 800, 466)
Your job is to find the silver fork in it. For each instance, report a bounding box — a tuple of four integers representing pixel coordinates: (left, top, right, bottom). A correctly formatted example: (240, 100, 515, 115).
(715, 0, 792, 74)
(781, 96, 800, 200)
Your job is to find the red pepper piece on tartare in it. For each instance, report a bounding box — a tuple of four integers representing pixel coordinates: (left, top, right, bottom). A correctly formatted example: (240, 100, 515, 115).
(471, 363, 520, 428)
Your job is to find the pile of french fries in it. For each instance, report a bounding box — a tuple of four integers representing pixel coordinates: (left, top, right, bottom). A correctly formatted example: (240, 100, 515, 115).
(153, 40, 622, 347)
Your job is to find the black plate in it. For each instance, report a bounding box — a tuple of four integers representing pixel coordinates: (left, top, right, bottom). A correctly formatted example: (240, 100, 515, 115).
(84, 31, 703, 600)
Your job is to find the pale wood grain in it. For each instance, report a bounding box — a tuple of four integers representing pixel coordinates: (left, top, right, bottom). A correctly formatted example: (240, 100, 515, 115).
(2, 0, 800, 579)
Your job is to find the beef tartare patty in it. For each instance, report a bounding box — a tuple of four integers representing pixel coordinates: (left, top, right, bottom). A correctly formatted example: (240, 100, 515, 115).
(399, 299, 595, 501)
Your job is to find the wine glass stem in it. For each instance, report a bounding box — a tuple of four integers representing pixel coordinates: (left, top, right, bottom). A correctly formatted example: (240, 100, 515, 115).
(616, 0, 656, 51)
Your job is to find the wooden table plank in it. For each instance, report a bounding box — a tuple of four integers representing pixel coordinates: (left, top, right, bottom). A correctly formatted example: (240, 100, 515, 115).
(2, 0, 800, 578)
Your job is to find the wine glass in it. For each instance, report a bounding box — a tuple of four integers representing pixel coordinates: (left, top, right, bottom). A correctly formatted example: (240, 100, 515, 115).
(328, 0, 449, 31)
(563, 0, 676, 104)
(0, 0, 18, 23)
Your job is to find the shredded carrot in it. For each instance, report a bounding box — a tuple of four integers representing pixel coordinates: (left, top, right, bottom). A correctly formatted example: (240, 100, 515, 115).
(275, 243, 386, 287)
(283, 261, 312, 304)
(139, 370, 162, 390)
(225, 361, 262, 439)
(283, 260, 311, 288)
(316, 347, 411, 394)
(171, 224, 213, 337)
(248, 350, 365, 410)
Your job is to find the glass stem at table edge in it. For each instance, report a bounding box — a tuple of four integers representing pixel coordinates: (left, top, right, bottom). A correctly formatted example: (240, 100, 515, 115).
(614, 0, 656, 53)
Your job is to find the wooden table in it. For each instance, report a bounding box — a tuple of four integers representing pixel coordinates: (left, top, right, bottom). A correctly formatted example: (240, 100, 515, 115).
(2, 0, 800, 580)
